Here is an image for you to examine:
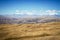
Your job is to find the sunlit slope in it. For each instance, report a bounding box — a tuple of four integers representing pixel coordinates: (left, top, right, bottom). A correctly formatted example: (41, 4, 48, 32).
(0, 22, 60, 40)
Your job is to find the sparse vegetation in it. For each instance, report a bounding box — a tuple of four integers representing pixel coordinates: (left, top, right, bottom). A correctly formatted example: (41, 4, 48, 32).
(0, 22, 60, 40)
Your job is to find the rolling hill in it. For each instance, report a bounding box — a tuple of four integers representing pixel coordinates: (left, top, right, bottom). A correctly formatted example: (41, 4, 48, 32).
(0, 15, 60, 40)
(0, 22, 60, 40)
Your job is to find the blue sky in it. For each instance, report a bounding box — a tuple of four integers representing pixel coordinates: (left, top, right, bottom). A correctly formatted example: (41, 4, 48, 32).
(0, 0, 60, 15)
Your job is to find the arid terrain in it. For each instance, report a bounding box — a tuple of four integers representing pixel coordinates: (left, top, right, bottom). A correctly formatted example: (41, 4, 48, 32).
(0, 22, 60, 40)
(0, 0, 60, 40)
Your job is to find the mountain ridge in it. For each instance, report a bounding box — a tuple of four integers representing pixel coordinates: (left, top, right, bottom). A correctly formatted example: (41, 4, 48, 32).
(0, 15, 60, 24)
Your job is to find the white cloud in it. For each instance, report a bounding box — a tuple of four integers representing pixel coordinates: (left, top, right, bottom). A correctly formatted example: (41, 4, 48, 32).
(15, 10, 20, 14)
(45, 10, 57, 15)
(15, 10, 60, 15)
(26, 11, 33, 15)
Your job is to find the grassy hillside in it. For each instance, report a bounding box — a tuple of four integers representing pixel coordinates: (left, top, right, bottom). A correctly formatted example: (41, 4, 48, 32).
(0, 22, 60, 40)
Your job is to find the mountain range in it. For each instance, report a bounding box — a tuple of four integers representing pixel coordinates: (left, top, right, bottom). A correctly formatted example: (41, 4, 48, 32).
(0, 14, 60, 24)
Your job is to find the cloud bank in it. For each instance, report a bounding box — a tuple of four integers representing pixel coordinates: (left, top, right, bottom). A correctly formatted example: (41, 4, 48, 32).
(15, 10, 60, 15)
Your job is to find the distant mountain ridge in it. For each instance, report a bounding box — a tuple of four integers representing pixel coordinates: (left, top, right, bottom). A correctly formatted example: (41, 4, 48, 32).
(0, 15, 60, 24)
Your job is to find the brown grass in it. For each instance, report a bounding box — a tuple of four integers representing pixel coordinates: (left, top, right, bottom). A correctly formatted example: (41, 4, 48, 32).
(0, 22, 60, 40)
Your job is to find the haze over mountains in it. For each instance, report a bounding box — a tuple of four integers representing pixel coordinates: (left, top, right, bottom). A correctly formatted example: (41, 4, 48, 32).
(0, 14, 60, 24)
